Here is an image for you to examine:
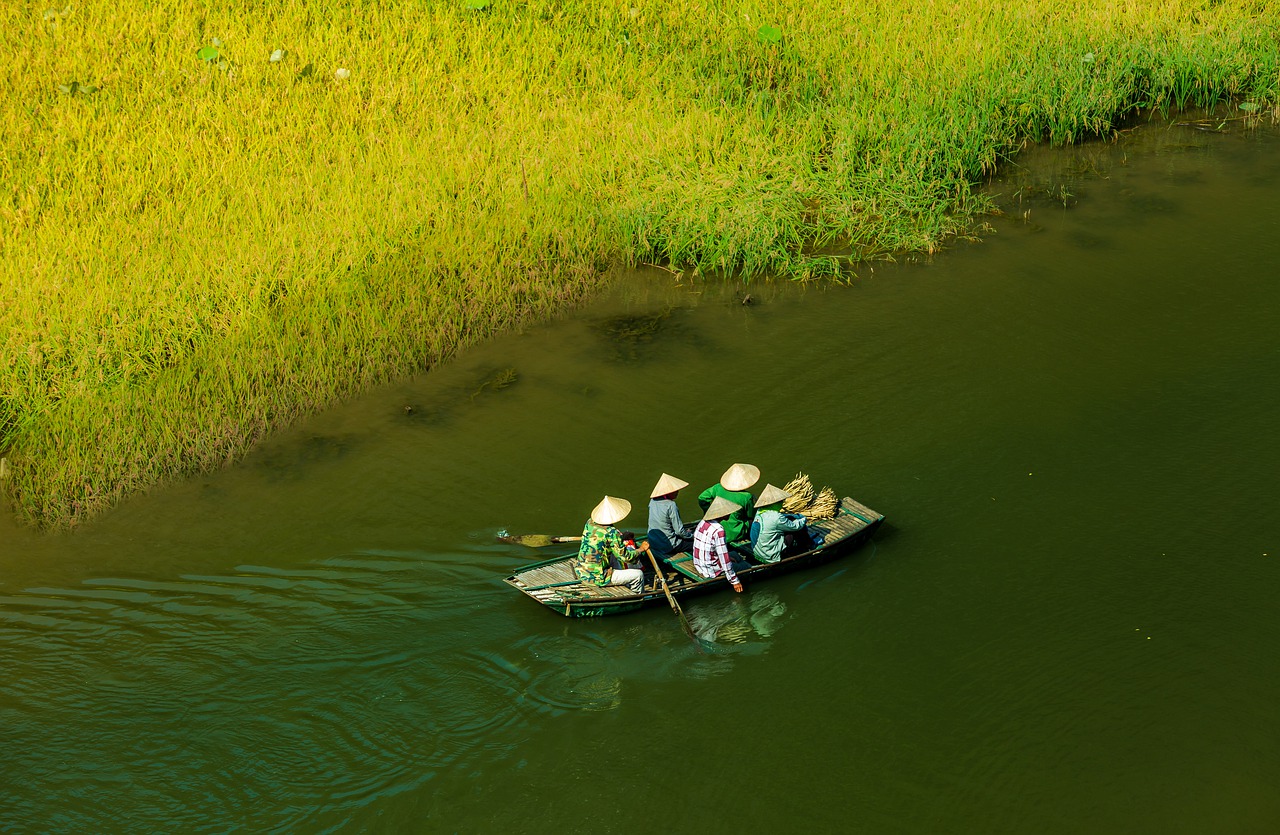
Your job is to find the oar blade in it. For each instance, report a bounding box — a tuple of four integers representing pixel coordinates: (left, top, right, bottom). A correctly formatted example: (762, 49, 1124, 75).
(497, 534, 582, 548)
(498, 534, 555, 547)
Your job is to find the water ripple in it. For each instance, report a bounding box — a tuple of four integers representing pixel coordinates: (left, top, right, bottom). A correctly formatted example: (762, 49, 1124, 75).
(0, 547, 794, 832)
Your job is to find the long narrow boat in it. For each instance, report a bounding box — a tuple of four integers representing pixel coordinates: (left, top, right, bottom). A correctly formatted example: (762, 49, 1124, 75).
(504, 496, 884, 617)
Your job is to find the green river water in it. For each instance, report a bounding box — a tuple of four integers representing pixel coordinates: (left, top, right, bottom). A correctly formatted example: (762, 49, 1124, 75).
(2, 117, 1279, 833)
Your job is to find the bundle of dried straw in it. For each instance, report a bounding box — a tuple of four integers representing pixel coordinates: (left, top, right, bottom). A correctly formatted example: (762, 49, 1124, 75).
(779, 473, 839, 521)
(781, 474, 814, 511)
(805, 487, 839, 521)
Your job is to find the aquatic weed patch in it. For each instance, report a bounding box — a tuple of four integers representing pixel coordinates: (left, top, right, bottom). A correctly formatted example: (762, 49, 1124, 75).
(2, 0, 1279, 526)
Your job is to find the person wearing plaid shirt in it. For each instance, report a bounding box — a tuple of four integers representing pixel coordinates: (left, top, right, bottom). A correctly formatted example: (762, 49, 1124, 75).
(693, 496, 745, 593)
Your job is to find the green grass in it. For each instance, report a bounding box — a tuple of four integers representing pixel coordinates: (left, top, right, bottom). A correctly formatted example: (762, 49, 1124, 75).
(3, 0, 1279, 527)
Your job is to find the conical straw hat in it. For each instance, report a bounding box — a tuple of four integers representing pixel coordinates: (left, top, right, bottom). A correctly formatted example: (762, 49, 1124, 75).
(702, 496, 742, 521)
(650, 473, 690, 498)
(590, 495, 632, 526)
(720, 463, 760, 492)
(754, 483, 791, 508)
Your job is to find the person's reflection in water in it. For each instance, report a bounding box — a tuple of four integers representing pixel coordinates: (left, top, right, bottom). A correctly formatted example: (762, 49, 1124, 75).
(686, 591, 789, 645)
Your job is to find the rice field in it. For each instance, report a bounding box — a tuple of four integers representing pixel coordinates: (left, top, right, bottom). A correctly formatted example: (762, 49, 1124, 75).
(3, 0, 1278, 527)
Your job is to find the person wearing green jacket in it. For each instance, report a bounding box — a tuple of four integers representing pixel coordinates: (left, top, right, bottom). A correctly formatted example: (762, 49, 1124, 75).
(697, 462, 759, 546)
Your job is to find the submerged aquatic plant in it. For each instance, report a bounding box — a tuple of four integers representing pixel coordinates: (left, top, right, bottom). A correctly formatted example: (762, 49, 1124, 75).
(471, 368, 519, 399)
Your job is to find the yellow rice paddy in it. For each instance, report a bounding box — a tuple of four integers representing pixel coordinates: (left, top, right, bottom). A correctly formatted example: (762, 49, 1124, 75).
(3, 1, 1278, 526)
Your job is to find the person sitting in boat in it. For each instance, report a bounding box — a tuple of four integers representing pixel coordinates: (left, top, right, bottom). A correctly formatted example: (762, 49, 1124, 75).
(693, 496, 749, 593)
(647, 472, 692, 557)
(574, 496, 648, 594)
(697, 462, 759, 547)
(749, 483, 812, 564)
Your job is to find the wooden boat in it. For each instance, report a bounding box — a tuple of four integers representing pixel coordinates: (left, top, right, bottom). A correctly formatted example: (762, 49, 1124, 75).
(504, 496, 884, 617)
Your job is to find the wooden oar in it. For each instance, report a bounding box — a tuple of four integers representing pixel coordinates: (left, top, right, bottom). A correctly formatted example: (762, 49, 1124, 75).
(645, 548, 702, 650)
(498, 534, 582, 547)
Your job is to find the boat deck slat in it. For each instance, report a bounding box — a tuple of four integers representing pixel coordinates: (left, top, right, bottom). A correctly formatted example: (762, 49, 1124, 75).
(815, 516, 858, 539)
(811, 499, 877, 538)
(527, 579, 641, 602)
(589, 584, 643, 599)
(842, 498, 882, 524)
(666, 554, 707, 583)
(512, 561, 577, 587)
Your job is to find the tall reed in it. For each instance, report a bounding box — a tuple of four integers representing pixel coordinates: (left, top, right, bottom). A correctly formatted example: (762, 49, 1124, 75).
(3, 1, 1278, 526)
